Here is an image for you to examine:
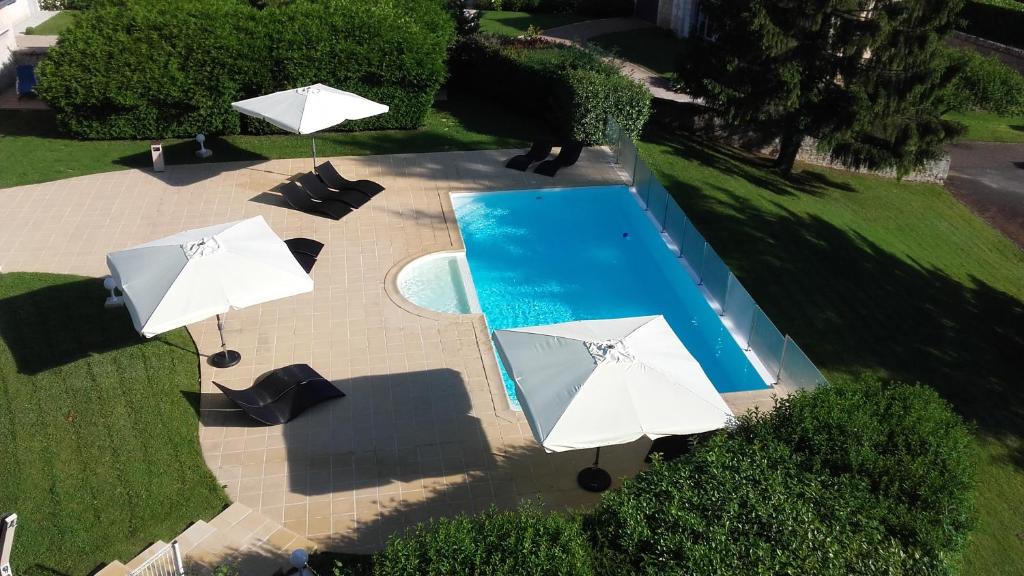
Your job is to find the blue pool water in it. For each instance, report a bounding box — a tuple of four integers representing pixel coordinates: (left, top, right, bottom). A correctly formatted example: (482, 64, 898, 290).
(452, 185, 768, 409)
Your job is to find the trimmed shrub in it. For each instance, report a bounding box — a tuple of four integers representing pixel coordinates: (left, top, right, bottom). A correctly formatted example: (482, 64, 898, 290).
(36, 0, 454, 139)
(475, 0, 633, 17)
(588, 379, 977, 576)
(37, 0, 259, 139)
(749, 378, 977, 563)
(947, 48, 1024, 116)
(958, 0, 1024, 50)
(373, 503, 595, 576)
(256, 0, 454, 133)
(450, 35, 650, 143)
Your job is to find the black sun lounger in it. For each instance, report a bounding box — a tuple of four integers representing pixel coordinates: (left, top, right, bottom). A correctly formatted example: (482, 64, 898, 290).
(506, 140, 552, 171)
(213, 364, 345, 425)
(316, 161, 385, 197)
(298, 172, 371, 209)
(534, 141, 584, 177)
(280, 182, 352, 221)
(285, 237, 324, 273)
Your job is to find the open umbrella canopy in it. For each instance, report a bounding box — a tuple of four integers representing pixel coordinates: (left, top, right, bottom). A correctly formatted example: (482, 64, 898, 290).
(106, 216, 313, 338)
(231, 84, 389, 135)
(493, 315, 733, 453)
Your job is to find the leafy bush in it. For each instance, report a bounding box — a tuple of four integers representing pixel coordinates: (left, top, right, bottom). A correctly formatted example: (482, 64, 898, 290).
(589, 379, 977, 576)
(450, 35, 650, 143)
(947, 48, 1024, 116)
(750, 378, 977, 563)
(36, 0, 454, 139)
(374, 503, 595, 576)
(958, 0, 1024, 49)
(475, 0, 632, 17)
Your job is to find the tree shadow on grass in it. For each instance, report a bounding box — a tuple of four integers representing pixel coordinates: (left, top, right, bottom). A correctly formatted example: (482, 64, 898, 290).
(641, 103, 858, 198)
(0, 275, 149, 375)
(1010, 125, 1024, 133)
(652, 161, 1024, 467)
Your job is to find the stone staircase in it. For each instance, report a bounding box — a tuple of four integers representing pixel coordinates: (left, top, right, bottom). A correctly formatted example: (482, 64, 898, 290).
(96, 503, 317, 576)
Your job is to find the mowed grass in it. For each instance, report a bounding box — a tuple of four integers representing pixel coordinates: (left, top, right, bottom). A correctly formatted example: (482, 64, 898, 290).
(24, 10, 79, 35)
(637, 118, 1024, 576)
(0, 98, 539, 189)
(947, 110, 1024, 143)
(0, 273, 228, 575)
(478, 10, 586, 37)
(590, 27, 686, 77)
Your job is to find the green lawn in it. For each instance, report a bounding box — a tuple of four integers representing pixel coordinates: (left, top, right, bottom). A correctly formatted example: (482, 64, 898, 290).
(24, 10, 79, 35)
(637, 118, 1024, 576)
(590, 27, 686, 77)
(478, 10, 586, 37)
(0, 273, 229, 575)
(948, 110, 1024, 143)
(0, 98, 539, 189)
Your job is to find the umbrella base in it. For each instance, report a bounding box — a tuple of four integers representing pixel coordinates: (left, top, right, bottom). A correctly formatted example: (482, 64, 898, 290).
(577, 465, 611, 493)
(209, 350, 241, 368)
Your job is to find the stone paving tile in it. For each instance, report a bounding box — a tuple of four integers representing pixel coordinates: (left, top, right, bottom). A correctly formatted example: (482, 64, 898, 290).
(0, 147, 778, 553)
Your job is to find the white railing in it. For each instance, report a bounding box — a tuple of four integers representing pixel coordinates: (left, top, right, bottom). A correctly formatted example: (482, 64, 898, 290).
(129, 541, 185, 576)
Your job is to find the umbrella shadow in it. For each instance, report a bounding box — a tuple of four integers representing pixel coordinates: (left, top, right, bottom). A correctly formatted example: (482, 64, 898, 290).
(0, 276, 149, 375)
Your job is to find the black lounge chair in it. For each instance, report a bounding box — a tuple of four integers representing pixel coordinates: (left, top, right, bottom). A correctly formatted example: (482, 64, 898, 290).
(506, 140, 552, 171)
(298, 172, 370, 209)
(280, 182, 352, 221)
(285, 237, 323, 258)
(317, 161, 384, 197)
(214, 364, 345, 425)
(534, 142, 584, 177)
(285, 237, 323, 273)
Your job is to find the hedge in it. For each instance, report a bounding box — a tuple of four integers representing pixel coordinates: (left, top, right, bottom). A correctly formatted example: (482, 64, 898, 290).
(947, 47, 1024, 117)
(450, 35, 650, 143)
(36, 0, 454, 139)
(475, 0, 634, 17)
(958, 0, 1024, 50)
(374, 504, 595, 576)
(588, 379, 977, 576)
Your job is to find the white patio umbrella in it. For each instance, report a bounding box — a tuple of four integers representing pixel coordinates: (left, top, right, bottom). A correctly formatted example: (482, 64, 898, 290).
(231, 84, 389, 171)
(106, 216, 314, 368)
(492, 315, 733, 492)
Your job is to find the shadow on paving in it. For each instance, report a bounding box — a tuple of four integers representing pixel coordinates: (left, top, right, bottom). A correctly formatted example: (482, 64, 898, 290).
(279, 369, 499, 497)
(0, 276, 150, 375)
(642, 130, 1024, 468)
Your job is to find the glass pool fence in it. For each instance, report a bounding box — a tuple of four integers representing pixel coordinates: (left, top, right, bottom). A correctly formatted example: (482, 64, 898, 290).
(605, 118, 827, 392)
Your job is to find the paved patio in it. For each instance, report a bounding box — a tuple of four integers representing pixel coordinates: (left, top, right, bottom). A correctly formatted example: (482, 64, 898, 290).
(0, 147, 777, 553)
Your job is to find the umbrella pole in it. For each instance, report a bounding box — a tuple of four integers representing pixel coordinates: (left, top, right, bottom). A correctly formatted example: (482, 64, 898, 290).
(311, 136, 318, 173)
(209, 313, 241, 368)
(577, 446, 612, 493)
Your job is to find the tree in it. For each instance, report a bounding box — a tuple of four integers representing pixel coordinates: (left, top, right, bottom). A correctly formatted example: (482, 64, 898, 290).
(677, 0, 966, 176)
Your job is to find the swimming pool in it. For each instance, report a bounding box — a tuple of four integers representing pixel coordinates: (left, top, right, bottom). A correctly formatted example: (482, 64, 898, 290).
(452, 185, 769, 409)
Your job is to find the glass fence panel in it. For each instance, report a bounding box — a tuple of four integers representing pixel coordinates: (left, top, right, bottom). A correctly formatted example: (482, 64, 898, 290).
(619, 134, 638, 185)
(605, 118, 622, 160)
(723, 276, 756, 346)
(634, 160, 655, 207)
(749, 306, 785, 380)
(646, 179, 669, 230)
(681, 226, 706, 279)
(663, 200, 689, 255)
(701, 245, 730, 311)
(778, 337, 828, 390)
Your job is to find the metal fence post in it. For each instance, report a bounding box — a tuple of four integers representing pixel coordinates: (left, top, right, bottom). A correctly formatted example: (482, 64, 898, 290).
(677, 217, 688, 258)
(697, 242, 708, 285)
(746, 309, 758, 351)
(721, 274, 734, 316)
(776, 336, 791, 384)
